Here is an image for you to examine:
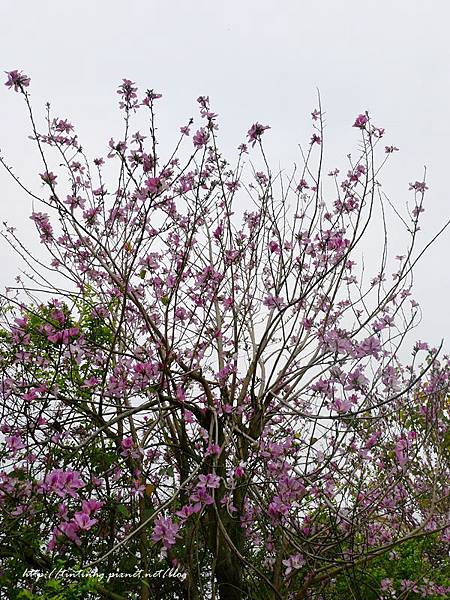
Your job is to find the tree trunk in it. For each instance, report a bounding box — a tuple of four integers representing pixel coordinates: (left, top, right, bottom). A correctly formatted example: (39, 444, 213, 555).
(215, 551, 244, 600)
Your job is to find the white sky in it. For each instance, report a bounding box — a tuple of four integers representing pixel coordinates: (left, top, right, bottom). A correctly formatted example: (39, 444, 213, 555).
(1, 0, 449, 351)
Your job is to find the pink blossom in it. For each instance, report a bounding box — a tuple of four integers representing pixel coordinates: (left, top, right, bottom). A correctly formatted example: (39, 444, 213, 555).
(364, 431, 381, 449)
(255, 172, 268, 186)
(5, 70, 30, 92)
(216, 364, 236, 384)
(117, 78, 139, 110)
(175, 307, 188, 321)
(395, 438, 408, 467)
(143, 89, 162, 104)
(268, 241, 280, 254)
(30, 212, 54, 243)
(409, 181, 428, 192)
(197, 473, 221, 489)
(414, 340, 429, 351)
(234, 464, 245, 478)
(225, 179, 240, 193)
(175, 504, 198, 520)
(81, 376, 99, 389)
(49, 521, 81, 549)
(151, 516, 180, 549)
(73, 511, 97, 531)
(39, 171, 57, 185)
(353, 113, 368, 128)
(64, 195, 86, 210)
(247, 122, 270, 147)
(223, 297, 234, 310)
(296, 179, 309, 191)
(206, 443, 222, 457)
(145, 177, 163, 194)
(43, 469, 84, 499)
(5, 435, 25, 453)
(193, 128, 208, 148)
(263, 295, 285, 309)
(356, 336, 382, 359)
(121, 436, 134, 456)
(81, 499, 103, 514)
(47, 327, 79, 345)
(282, 553, 306, 576)
(331, 397, 352, 413)
(385, 145, 399, 153)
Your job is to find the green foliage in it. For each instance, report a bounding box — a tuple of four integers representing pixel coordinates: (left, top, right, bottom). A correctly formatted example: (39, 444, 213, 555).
(325, 535, 450, 600)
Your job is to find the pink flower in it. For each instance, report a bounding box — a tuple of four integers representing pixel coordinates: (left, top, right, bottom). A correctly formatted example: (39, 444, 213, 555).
(5, 435, 25, 453)
(193, 128, 208, 148)
(64, 195, 86, 210)
(151, 516, 180, 549)
(395, 438, 408, 467)
(81, 499, 103, 514)
(39, 171, 57, 185)
(282, 553, 306, 576)
(197, 473, 221, 489)
(225, 180, 240, 193)
(145, 176, 163, 194)
(414, 340, 429, 351)
(44, 469, 84, 499)
(190, 487, 214, 506)
(268, 241, 280, 254)
(117, 79, 138, 110)
(263, 295, 285, 310)
(73, 511, 97, 530)
(176, 386, 186, 403)
(356, 336, 382, 359)
(213, 224, 224, 239)
(255, 172, 268, 186)
(47, 327, 79, 345)
(121, 436, 134, 456)
(364, 431, 381, 450)
(81, 376, 99, 389)
(385, 145, 399, 153)
(353, 113, 368, 128)
(48, 521, 81, 549)
(132, 480, 146, 497)
(22, 384, 47, 402)
(5, 70, 30, 92)
(223, 297, 234, 310)
(206, 443, 222, 457)
(331, 397, 352, 413)
(234, 464, 245, 478)
(216, 364, 236, 384)
(175, 504, 198, 520)
(296, 179, 309, 191)
(247, 122, 270, 147)
(143, 89, 162, 104)
(409, 181, 428, 193)
(175, 307, 188, 321)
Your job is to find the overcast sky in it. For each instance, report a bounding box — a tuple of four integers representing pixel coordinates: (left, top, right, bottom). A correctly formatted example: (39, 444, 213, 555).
(1, 0, 449, 351)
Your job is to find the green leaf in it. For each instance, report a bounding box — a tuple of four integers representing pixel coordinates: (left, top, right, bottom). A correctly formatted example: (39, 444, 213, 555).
(117, 503, 131, 519)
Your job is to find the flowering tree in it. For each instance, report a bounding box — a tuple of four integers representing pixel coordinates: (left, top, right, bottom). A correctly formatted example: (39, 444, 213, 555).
(0, 70, 449, 600)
